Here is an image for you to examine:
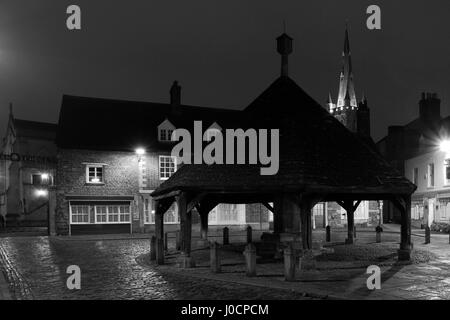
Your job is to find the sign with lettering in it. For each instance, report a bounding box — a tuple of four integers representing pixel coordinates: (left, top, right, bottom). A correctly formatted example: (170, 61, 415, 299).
(0, 153, 57, 164)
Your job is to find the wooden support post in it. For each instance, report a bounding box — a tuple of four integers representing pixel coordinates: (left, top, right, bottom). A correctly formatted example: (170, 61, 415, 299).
(155, 206, 164, 265)
(176, 230, 181, 250)
(300, 201, 313, 250)
(200, 211, 209, 241)
(246, 225, 252, 244)
(273, 196, 284, 234)
(178, 193, 195, 268)
(150, 236, 156, 261)
(338, 200, 360, 245)
(397, 195, 412, 261)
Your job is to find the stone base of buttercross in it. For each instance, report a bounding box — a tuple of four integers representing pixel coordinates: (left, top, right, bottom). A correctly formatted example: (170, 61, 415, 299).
(177, 254, 196, 268)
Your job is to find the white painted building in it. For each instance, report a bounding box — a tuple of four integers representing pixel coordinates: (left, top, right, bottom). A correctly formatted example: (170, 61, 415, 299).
(405, 147, 450, 226)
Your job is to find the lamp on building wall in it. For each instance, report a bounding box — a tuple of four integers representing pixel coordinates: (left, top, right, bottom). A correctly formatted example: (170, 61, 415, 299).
(135, 148, 146, 156)
(35, 189, 48, 197)
(135, 147, 146, 162)
(439, 140, 450, 153)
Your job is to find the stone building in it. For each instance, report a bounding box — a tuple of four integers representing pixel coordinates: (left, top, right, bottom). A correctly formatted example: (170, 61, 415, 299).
(0, 105, 57, 230)
(377, 92, 445, 223)
(405, 147, 450, 227)
(55, 90, 268, 235)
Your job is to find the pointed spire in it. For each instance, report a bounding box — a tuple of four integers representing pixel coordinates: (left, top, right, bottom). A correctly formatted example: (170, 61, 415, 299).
(327, 92, 333, 104)
(344, 21, 350, 54)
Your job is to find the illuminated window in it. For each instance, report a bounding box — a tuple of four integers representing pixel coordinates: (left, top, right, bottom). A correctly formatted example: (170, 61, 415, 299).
(32, 174, 53, 186)
(427, 163, 434, 187)
(445, 160, 450, 185)
(159, 156, 176, 180)
(86, 165, 104, 184)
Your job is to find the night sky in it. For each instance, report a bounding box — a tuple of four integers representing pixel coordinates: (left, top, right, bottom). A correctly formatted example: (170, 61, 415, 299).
(0, 0, 449, 141)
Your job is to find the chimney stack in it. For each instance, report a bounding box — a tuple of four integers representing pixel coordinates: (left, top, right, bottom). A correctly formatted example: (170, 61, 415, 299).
(419, 91, 440, 127)
(170, 81, 182, 115)
(170, 81, 181, 106)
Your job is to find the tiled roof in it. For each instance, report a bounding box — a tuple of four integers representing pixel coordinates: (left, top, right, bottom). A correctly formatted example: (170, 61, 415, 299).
(13, 119, 57, 140)
(56, 95, 242, 152)
(152, 76, 416, 197)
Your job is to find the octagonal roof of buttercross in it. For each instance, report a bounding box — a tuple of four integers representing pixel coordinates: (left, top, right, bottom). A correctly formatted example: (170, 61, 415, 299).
(151, 76, 416, 199)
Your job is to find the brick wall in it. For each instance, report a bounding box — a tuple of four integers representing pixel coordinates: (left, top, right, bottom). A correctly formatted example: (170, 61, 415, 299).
(56, 148, 141, 235)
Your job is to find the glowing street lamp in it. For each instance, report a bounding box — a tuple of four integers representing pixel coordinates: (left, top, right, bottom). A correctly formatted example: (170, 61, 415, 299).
(35, 189, 48, 197)
(439, 140, 450, 153)
(135, 148, 146, 156)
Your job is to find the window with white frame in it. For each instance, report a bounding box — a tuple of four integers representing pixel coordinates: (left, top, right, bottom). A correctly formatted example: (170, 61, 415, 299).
(427, 163, 434, 187)
(444, 160, 450, 185)
(205, 129, 221, 142)
(158, 119, 175, 142)
(70, 204, 131, 224)
(96, 205, 107, 223)
(159, 156, 176, 180)
(71, 205, 89, 224)
(86, 165, 104, 184)
(144, 202, 178, 224)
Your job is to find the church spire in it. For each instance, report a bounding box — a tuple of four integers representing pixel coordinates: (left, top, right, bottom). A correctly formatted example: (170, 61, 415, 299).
(337, 24, 357, 108)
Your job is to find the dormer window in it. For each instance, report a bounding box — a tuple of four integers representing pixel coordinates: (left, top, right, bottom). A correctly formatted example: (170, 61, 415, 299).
(204, 122, 222, 142)
(158, 119, 176, 142)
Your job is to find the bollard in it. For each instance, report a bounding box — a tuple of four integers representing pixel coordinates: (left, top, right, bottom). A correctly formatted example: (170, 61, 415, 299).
(210, 242, 221, 273)
(246, 225, 252, 244)
(283, 245, 296, 281)
(176, 231, 181, 251)
(156, 238, 164, 265)
(326, 225, 331, 242)
(164, 232, 168, 251)
(448, 232, 450, 244)
(375, 226, 383, 243)
(243, 243, 256, 277)
(354, 225, 357, 238)
(223, 227, 229, 245)
(150, 236, 156, 261)
(425, 226, 431, 244)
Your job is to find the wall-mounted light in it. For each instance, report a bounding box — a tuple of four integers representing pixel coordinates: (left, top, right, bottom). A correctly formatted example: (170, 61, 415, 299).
(135, 148, 146, 156)
(35, 189, 48, 197)
(440, 140, 450, 153)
